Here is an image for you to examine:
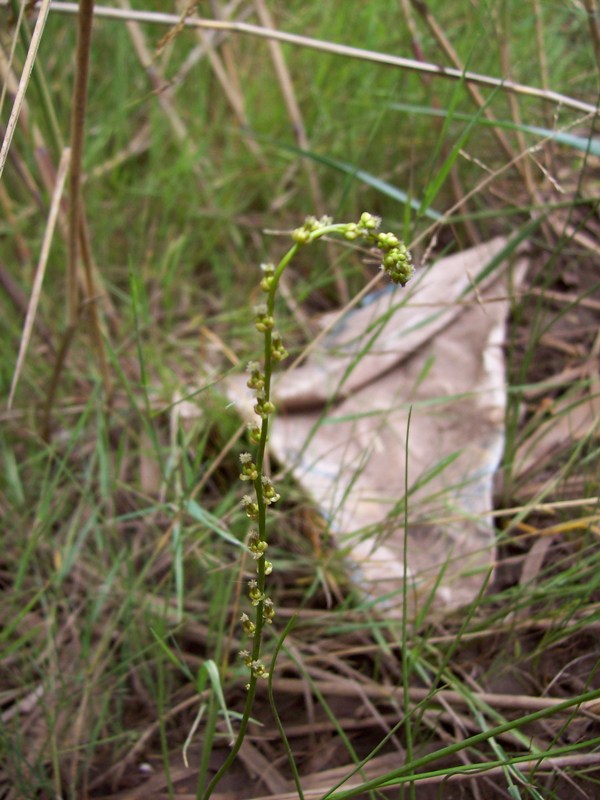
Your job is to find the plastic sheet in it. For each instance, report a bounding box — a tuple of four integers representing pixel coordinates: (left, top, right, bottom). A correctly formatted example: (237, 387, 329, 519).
(228, 237, 528, 613)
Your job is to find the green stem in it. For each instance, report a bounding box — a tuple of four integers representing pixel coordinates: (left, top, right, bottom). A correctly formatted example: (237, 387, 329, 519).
(201, 215, 409, 799)
(321, 688, 600, 800)
(199, 675, 258, 800)
(200, 241, 301, 800)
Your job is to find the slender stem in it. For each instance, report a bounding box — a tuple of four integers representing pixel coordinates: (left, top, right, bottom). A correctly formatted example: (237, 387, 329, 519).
(45, 2, 600, 115)
(321, 688, 600, 800)
(68, 0, 95, 324)
(199, 675, 258, 800)
(200, 242, 299, 800)
(202, 215, 411, 800)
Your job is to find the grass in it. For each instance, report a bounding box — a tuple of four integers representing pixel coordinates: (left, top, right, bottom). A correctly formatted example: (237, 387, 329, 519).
(1, 1, 600, 798)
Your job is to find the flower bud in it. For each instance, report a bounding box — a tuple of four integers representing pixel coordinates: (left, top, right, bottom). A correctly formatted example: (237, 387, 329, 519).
(240, 613, 256, 634)
(242, 495, 259, 519)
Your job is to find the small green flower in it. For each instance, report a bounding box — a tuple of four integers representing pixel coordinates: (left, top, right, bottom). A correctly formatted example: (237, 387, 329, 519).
(254, 395, 276, 419)
(292, 226, 311, 244)
(248, 579, 264, 606)
(247, 530, 268, 559)
(292, 214, 333, 244)
(240, 613, 256, 635)
(377, 231, 400, 249)
(261, 476, 280, 505)
(250, 659, 269, 679)
(271, 331, 288, 362)
(263, 597, 275, 623)
(246, 361, 265, 392)
(239, 453, 258, 482)
(254, 304, 275, 332)
(247, 422, 261, 445)
(380, 244, 414, 286)
(242, 495, 259, 519)
(358, 212, 381, 231)
(259, 262, 276, 292)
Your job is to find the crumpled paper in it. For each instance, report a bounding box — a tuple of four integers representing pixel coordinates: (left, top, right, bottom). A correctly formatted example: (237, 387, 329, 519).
(227, 237, 528, 613)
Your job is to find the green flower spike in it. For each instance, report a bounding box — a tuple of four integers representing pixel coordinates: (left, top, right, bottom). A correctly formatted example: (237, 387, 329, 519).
(202, 213, 413, 800)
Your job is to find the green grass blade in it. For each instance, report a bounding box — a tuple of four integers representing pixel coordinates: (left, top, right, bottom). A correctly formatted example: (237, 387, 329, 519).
(390, 102, 600, 157)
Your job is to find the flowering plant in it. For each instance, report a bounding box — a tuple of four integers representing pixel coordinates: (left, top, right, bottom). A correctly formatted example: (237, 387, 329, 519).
(201, 213, 412, 799)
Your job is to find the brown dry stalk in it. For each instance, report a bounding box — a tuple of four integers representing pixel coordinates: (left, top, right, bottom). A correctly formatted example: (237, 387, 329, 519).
(229, 753, 600, 800)
(583, 0, 600, 74)
(42, 321, 78, 440)
(87, 749, 600, 799)
(45, 2, 599, 116)
(8, 147, 71, 409)
(0, 0, 52, 179)
(532, 0, 555, 168)
(34, 135, 120, 329)
(270, 677, 600, 716)
(43, 0, 112, 437)
(67, 0, 114, 389)
(67, 0, 95, 323)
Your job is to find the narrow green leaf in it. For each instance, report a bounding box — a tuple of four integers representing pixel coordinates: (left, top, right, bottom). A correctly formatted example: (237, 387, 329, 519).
(186, 499, 244, 549)
(391, 102, 600, 157)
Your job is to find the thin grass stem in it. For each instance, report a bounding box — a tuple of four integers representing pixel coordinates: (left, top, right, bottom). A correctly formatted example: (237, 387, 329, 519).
(46, 2, 600, 115)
